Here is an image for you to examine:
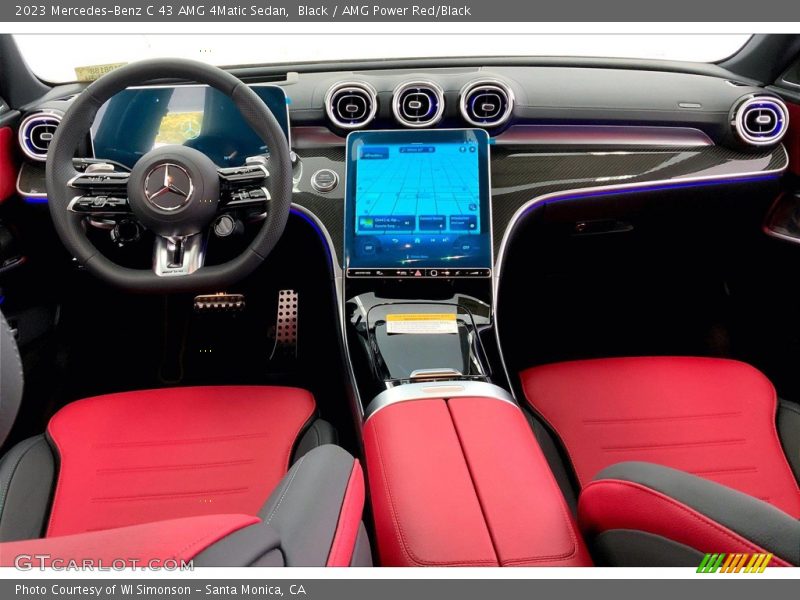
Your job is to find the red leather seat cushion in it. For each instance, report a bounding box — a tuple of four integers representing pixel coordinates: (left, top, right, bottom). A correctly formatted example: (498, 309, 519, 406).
(1, 514, 259, 567)
(521, 357, 800, 517)
(46, 386, 315, 537)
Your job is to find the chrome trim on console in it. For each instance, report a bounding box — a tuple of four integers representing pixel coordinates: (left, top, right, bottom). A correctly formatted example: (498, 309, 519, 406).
(364, 380, 518, 421)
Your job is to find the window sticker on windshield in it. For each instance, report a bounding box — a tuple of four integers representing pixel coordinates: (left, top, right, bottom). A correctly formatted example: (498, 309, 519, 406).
(74, 63, 127, 82)
(385, 313, 458, 335)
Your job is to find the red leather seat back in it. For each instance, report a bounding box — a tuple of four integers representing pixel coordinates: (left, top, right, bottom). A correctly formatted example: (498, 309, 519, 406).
(46, 386, 315, 536)
(521, 357, 800, 517)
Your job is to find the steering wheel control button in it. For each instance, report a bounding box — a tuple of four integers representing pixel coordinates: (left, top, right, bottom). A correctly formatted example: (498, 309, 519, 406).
(67, 196, 130, 214)
(111, 220, 142, 245)
(218, 163, 269, 183)
(310, 169, 339, 193)
(213, 214, 243, 238)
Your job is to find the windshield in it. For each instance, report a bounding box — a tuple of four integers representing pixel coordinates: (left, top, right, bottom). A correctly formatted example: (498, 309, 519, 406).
(15, 34, 752, 84)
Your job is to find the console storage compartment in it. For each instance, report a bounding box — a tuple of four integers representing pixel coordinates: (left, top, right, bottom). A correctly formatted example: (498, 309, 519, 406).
(363, 393, 591, 566)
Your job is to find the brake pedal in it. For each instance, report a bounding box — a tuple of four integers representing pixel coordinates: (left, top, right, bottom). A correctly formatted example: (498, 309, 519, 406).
(270, 289, 298, 359)
(194, 293, 246, 312)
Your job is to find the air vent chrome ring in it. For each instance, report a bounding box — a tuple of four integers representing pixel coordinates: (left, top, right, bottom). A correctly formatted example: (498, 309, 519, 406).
(324, 81, 378, 130)
(18, 111, 62, 161)
(733, 95, 789, 147)
(460, 80, 514, 128)
(392, 80, 445, 128)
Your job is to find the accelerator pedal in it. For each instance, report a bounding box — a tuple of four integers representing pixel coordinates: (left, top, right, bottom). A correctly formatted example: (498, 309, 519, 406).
(270, 289, 298, 360)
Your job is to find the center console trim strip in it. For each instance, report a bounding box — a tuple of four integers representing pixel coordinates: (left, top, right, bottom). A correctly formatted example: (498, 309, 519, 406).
(364, 380, 517, 421)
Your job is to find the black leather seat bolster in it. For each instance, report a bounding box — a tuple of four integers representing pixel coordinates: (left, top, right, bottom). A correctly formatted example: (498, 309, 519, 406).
(777, 400, 800, 484)
(192, 522, 285, 567)
(194, 444, 371, 567)
(0, 434, 56, 542)
(259, 444, 370, 567)
(292, 419, 338, 464)
(590, 462, 800, 566)
(0, 310, 24, 447)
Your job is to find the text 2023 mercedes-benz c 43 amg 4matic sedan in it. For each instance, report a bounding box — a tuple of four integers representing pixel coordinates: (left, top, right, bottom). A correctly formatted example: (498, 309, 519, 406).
(0, 33, 798, 568)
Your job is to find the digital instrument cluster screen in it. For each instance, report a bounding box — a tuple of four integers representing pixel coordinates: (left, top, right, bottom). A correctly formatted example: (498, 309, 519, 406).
(91, 85, 290, 169)
(345, 129, 491, 278)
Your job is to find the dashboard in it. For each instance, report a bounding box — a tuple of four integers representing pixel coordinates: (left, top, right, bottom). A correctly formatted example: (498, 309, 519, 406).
(12, 60, 793, 282)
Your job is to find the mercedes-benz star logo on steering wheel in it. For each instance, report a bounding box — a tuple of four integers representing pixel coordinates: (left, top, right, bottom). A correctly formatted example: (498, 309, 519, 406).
(144, 163, 194, 211)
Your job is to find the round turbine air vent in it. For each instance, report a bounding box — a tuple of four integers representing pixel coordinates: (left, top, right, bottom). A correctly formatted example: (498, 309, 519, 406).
(325, 82, 378, 130)
(18, 112, 62, 161)
(732, 96, 789, 147)
(460, 80, 514, 128)
(392, 81, 445, 128)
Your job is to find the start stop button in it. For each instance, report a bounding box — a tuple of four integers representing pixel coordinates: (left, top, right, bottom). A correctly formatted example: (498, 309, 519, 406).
(310, 169, 339, 193)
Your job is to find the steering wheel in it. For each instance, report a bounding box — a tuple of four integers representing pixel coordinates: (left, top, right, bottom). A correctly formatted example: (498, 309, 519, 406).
(46, 59, 293, 293)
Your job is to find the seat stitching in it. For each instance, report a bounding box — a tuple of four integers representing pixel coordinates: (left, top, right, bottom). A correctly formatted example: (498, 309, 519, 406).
(94, 431, 275, 449)
(602, 438, 746, 452)
(369, 417, 497, 566)
(583, 411, 741, 424)
(264, 456, 305, 525)
(446, 400, 581, 565)
(96, 459, 255, 475)
(92, 487, 249, 503)
(326, 461, 359, 565)
(173, 518, 260, 559)
(689, 466, 758, 476)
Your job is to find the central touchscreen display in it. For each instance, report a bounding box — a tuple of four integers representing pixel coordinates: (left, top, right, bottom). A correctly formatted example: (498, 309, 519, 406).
(345, 129, 491, 277)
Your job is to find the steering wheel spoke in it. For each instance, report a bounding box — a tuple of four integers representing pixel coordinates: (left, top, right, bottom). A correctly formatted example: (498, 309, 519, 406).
(153, 233, 205, 277)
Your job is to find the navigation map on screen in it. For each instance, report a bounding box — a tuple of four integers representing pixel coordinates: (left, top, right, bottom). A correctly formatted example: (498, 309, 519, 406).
(345, 129, 491, 275)
(354, 141, 480, 237)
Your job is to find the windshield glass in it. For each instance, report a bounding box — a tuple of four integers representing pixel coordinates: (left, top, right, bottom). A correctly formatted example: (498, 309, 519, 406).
(15, 34, 752, 83)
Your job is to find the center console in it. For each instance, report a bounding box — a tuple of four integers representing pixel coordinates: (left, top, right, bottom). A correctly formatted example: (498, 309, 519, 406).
(342, 129, 590, 567)
(343, 128, 498, 406)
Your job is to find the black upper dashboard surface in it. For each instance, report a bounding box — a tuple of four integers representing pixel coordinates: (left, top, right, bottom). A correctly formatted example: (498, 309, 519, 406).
(22, 63, 773, 147)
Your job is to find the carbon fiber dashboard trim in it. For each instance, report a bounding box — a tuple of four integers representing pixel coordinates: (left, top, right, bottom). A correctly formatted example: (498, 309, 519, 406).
(23, 145, 787, 271)
(293, 144, 788, 268)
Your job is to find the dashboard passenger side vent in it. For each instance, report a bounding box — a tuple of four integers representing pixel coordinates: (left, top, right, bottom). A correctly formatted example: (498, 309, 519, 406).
(18, 112, 62, 161)
(460, 80, 514, 128)
(325, 81, 378, 130)
(732, 95, 789, 147)
(392, 81, 445, 128)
